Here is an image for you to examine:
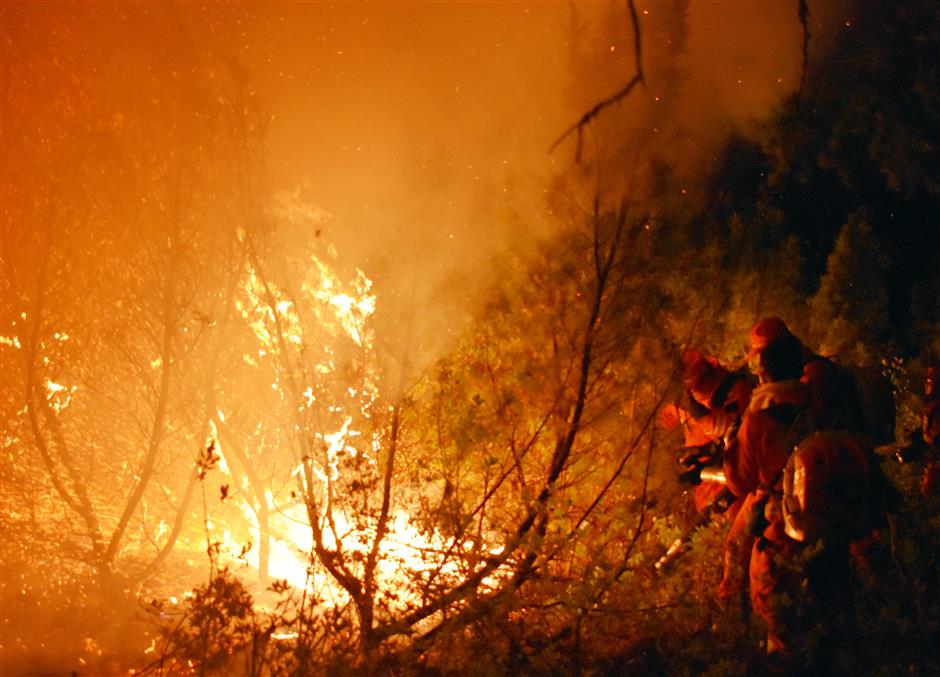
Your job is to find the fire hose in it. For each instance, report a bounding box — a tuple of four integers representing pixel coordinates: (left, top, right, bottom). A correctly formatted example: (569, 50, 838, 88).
(654, 459, 733, 572)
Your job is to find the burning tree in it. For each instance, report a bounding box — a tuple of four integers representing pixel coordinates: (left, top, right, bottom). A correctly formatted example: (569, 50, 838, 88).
(144, 6, 715, 672)
(145, 165, 697, 674)
(1, 7, 273, 669)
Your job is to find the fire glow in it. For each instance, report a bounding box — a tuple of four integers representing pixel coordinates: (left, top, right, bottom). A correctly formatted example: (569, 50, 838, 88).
(197, 225, 497, 613)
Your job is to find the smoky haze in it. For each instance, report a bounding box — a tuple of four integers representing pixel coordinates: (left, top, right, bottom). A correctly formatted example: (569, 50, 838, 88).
(179, 1, 838, 370)
(2, 1, 849, 373)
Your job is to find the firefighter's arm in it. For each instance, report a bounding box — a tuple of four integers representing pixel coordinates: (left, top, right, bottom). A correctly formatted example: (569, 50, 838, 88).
(722, 417, 760, 498)
(924, 399, 940, 449)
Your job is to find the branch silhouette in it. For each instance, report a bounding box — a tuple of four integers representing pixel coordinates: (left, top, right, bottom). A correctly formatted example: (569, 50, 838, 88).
(549, 0, 644, 162)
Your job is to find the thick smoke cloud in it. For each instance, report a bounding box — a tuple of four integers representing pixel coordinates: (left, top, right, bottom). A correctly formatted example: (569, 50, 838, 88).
(187, 2, 848, 373)
(4, 1, 852, 372)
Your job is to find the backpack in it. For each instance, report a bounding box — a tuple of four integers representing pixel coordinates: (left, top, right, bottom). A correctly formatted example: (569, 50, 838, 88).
(781, 430, 872, 543)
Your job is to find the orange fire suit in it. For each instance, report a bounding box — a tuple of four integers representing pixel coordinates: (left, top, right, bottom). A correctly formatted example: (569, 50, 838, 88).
(922, 392, 940, 497)
(720, 379, 812, 651)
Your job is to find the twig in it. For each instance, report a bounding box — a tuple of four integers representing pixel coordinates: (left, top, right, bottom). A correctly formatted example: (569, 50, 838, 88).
(797, 0, 810, 102)
(549, 0, 645, 162)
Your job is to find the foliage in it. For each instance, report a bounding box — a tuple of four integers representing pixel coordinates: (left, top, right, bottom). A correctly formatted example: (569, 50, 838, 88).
(809, 214, 891, 362)
(152, 562, 258, 675)
(1, 3, 268, 590)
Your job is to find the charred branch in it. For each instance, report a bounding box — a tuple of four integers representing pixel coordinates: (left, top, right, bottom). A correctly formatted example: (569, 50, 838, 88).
(798, 0, 810, 101)
(103, 176, 183, 568)
(549, 0, 645, 162)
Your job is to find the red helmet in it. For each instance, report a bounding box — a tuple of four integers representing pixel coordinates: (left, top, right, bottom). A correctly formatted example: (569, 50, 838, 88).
(746, 316, 793, 358)
(682, 349, 728, 407)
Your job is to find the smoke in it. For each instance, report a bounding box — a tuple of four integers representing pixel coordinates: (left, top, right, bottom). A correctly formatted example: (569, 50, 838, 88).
(170, 2, 845, 372)
(3, 1, 852, 375)
(193, 1, 849, 377)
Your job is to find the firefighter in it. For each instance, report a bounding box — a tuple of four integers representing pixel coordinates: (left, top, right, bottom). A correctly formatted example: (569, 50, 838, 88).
(718, 333, 810, 615)
(683, 349, 753, 430)
(651, 351, 754, 572)
(679, 349, 753, 513)
(921, 366, 940, 497)
(659, 350, 753, 513)
(725, 325, 867, 665)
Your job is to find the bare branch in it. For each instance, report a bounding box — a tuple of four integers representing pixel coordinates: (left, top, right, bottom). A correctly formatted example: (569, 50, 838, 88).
(24, 230, 105, 559)
(549, 0, 645, 161)
(798, 0, 810, 101)
(104, 176, 183, 566)
(364, 403, 401, 602)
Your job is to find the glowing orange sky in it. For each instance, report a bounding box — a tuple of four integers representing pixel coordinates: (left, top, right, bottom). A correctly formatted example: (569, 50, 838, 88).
(174, 1, 839, 267)
(2, 0, 851, 307)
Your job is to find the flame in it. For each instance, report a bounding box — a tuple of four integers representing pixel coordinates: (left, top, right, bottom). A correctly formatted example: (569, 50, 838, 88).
(45, 379, 68, 394)
(236, 268, 304, 350)
(44, 379, 76, 413)
(248, 503, 487, 613)
(218, 225, 497, 617)
(305, 258, 376, 347)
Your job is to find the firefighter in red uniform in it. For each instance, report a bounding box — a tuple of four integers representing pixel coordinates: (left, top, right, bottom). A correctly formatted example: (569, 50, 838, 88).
(676, 349, 754, 513)
(718, 333, 811, 635)
(724, 320, 867, 664)
(682, 349, 753, 432)
(654, 350, 754, 572)
(921, 366, 940, 497)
